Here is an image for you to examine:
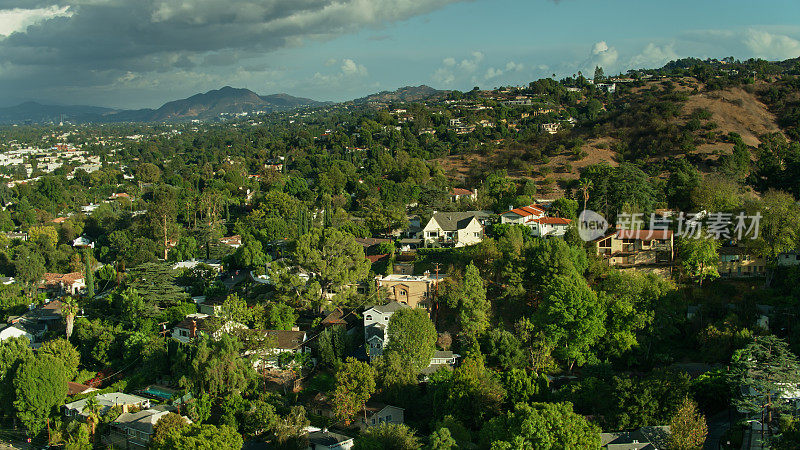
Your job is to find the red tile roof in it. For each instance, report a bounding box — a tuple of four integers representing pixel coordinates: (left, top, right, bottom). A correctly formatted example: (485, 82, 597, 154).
(533, 217, 571, 225)
(42, 272, 84, 287)
(506, 204, 546, 218)
(450, 188, 474, 196)
(367, 254, 388, 264)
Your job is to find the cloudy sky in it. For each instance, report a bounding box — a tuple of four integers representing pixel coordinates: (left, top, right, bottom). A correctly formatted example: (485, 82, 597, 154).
(0, 0, 799, 108)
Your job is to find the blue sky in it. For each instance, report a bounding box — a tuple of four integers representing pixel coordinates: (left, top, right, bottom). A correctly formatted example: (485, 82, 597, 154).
(0, 0, 799, 108)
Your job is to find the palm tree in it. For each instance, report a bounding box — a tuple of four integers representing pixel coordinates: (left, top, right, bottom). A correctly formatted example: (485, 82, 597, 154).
(62, 297, 79, 340)
(82, 396, 101, 439)
(578, 178, 593, 214)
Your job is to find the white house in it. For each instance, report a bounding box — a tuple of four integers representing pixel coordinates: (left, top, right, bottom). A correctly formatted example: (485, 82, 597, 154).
(72, 236, 94, 249)
(500, 205, 546, 226)
(364, 302, 409, 360)
(449, 188, 477, 202)
(530, 217, 572, 237)
(0, 324, 33, 343)
(422, 211, 490, 248)
(171, 313, 247, 344)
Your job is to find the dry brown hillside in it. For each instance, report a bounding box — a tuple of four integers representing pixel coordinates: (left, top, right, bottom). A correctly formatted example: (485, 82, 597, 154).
(434, 79, 784, 192)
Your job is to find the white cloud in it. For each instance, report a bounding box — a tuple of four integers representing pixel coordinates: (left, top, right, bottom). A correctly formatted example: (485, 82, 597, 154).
(442, 57, 456, 67)
(743, 29, 800, 60)
(341, 58, 367, 76)
(628, 42, 679, 68)
(484, 60, 524, 80)
(432, 67, 455, 85)
(0, 5, 71, 37)
(324, 58, 337, 66)
(458, 51, 484, 72)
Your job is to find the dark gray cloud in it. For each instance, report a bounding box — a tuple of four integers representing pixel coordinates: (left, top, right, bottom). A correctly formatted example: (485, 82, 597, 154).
(0, 0, 462, 104)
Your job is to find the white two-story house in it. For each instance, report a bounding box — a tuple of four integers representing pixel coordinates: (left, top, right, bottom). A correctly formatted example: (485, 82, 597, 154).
(363, 302, 409, 360)
(421, 211, 491, 248)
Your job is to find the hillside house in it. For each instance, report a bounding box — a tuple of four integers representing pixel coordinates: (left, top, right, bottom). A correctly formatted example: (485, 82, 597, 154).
(375, 273, 445, 309)
(105, 406, 190, 449)
(594, 230, 674, 268)
(364, 302, 409, 360)
(356, 403, 405, 431)
(72, 236, 94, 249)
(41, 272, 85, 296)
(245, 329, 310, 369)
(306, 428, 354, 450)
(500, 204, 546, 226)
(719, 247, 766, 277)
(422, 211, 491, 248)
(421, 350, 461, 377)
(449, 188, 477, 202)
(219, 235, 242, 248)
(540, 123, 559, 134)
(530, 217, 572, 237)
(171, 313, 247, 343)
(64, 393, 150, 419)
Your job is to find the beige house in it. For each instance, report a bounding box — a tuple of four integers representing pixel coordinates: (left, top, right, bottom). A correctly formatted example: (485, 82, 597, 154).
(718, 247, 766, 277)
(594, 229, 674, 267)
(422, 211, 489, 248)
(375, 273, 445, 309)
(356, 403, 405, 431)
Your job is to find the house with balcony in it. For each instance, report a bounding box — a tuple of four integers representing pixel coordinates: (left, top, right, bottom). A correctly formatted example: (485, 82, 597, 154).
(375, 273, 446, 309)
(593, 229, 674, 270)
(421, 211, 491, 248)
(500, 204, 546, 226)
(530, 217, 572, 237)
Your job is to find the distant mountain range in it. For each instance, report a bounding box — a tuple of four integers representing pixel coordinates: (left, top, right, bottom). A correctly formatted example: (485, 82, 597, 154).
(0, 84, 445, 124)
(0, 86, 326, 124)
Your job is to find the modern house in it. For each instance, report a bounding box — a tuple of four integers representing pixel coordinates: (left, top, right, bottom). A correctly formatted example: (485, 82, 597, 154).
(421, 350, 461, 376)
(0, 323, 33, 343)
(593, 229, 674, 269)
(375, 273, 445, 309)
(363, 302, 409, 360)
(64, 393, 151, 419)
(219, 235, 242, 248)
(421, 211, 491, 248)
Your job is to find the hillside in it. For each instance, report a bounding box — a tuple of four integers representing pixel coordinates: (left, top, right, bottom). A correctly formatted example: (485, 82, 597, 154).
(0, 87, 325, 124)
(433, 77, 784, 197)
(353, 85, 445, 104)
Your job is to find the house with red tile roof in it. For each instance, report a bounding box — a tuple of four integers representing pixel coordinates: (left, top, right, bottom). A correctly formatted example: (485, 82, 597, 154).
(500, 204, 547, 226)
(531, 217, 572, 237)
(41, 272, 85, 296)
(449, 187, 477, 202)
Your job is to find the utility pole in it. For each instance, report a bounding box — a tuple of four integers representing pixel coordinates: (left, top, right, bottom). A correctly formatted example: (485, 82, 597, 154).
(432, 262, 441, 327)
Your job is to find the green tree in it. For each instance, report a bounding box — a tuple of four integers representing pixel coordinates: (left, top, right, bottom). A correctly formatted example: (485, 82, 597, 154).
(678, 234, 720, 286)
(316, 325, 347, 370)
(154, 423, 243, 450)
(373, 352, 419, 408)
(0, 337, 33, 419)
(354, 423, 421, 450)
(38, 338, 80, 380)
(457, 262, 490, 338)
(220, 294, 251, 326)
(730, 335, 800, 431)
(668, 397, 708, 450)
(62, 297, 79, 340)
(271, 405, 309, 447)
(538, 274, 605, 371)
(84, 250, 95, 298)
(14, 246, 45, 295)
(480, 402, 601, 449)
(151, 412, 189, 448)
(428, 427, 457, 450)
(333, 357, 376, 425)
(386, 308, 437, 372)
(14, 354, 69, 435)
(295, 228, 370, 305)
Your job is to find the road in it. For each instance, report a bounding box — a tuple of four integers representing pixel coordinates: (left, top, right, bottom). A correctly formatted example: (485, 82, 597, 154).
(704, 410, 732, 450)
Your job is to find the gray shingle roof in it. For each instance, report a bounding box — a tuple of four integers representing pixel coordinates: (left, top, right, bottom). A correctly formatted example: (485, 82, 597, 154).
(430, 211, 487, 231)
(369, 301, 409, 314)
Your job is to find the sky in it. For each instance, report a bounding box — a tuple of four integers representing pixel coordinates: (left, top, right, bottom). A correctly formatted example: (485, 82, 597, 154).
(0, 0, 799, 109)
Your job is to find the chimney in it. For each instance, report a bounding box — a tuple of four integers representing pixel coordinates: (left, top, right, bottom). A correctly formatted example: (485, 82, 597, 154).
(190, 320, 197, 338)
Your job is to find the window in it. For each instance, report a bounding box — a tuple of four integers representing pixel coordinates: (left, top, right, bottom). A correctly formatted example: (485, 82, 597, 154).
(386, 415, 392, 421)
(371, 418, 376, 425)
(399, 290, 407, 296)
(365, 315, 372, 321)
